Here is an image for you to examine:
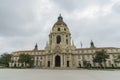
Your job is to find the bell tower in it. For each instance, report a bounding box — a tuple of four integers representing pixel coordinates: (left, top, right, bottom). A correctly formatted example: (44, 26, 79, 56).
(45, 14, 76, 52)
(44, 15, 76, 68)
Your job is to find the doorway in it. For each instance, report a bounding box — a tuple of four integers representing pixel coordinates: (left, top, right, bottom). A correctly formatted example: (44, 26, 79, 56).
(55, 55, 61, 67)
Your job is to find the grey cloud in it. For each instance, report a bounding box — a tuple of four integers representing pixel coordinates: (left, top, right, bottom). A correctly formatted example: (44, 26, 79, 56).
(70, 13, 120, 48)
(52, 0, 111, 12)
(52, 0, 82, 11)
(0, 0, 40, 37)
(112, 2, 120, 14)
(0, 0, 120, 54)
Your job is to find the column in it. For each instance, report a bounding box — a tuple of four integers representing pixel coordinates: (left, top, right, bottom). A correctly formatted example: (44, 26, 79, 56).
(52, 55, 55, 68)
(45, 55, 48, 68)
(38, 56, 40, 66)
(50, 55, 52, 68)
(64, 54, 66, 68)
(61, 55, 63, 68)
(70, 54, 72, 68)
(43, 56, 45, 67)
(34, 56, 36, 66)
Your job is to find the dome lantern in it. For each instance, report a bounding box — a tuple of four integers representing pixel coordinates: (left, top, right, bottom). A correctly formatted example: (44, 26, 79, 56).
(58, 14, 63, 22)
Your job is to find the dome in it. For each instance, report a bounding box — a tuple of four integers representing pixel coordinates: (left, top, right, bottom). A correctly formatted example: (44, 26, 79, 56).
(53, 14, 67, 28)
(54, 21, 67, 26)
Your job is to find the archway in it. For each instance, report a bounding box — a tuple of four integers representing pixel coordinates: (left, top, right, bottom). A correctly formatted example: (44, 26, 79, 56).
(55, 55, 61, 67)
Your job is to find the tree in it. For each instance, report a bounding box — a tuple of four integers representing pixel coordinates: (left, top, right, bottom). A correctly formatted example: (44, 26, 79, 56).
(18, 54, 34, 68)
(115, 55, 120, 62)
(83, 60, 91, 68)
(114, 54, 120, 67)
(0, 53, 11, 67)
(83, 60, 87, 68)
(93, 49, 109, 68)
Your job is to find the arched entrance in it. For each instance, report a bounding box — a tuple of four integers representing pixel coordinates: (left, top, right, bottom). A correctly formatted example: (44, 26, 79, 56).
(55, 55, 61, 67)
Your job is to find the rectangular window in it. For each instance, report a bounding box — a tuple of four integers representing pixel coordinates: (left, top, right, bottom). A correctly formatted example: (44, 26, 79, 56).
(67, 61, 69, 67)
(48, 61, 50, 67)
(66, 39, 68, 44)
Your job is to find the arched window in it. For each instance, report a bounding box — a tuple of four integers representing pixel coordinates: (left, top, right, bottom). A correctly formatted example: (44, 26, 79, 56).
(58, 28, 60, 31)
(64, 28, 66, 31)
(56, 35, 61, 44)
(66, 39, 68, 44)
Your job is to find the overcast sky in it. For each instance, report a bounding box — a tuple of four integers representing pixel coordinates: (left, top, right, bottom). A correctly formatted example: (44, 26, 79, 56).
(0, 0, 120, 54)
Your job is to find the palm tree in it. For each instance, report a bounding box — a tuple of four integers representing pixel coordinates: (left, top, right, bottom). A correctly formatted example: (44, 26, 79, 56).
(93, 49, 109, 69)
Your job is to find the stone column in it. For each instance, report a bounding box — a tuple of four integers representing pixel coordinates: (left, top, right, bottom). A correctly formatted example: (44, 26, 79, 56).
(34, 56, 36, 66)
(38, 58, 40, 67)
(64, 54, 66, 68)
(72, 55, 75, 68)
(63, 54, 64, 66)
(45, 55, 48, 68)
(43, 56, 45, 67)
(90, 55, 93, 67)
(50, 55, 52, 68)
(61, 55, 63, 68)
(52, 55, 55, 68)
(70, 54, 72, 68)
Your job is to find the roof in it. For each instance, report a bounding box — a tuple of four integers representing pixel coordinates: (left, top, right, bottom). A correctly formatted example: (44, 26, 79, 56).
(13, 50, 45, 53)
(76, 47, 120, 50)
(53, 21, 67, 26)
(52, 14, 68, 29)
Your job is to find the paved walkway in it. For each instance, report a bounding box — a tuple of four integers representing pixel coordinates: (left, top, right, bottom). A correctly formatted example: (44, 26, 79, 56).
(0, 69, 120, 80)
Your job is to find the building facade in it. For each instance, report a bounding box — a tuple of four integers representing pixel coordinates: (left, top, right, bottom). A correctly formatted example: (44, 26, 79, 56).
(9, 15, 120, 68)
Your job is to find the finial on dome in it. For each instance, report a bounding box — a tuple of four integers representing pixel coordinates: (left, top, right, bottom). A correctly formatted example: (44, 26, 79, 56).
(90, 40, 95, 48)
(58, 14, 63, 22)
(34, 43, 38, 50)
(59, 13, 61, 16)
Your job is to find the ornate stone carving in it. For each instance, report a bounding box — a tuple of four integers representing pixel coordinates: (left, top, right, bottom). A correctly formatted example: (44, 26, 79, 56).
(53, 45, 62, 53)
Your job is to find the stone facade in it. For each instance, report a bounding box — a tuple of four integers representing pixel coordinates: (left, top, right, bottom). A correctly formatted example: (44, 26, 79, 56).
(9, 15, 120, 68)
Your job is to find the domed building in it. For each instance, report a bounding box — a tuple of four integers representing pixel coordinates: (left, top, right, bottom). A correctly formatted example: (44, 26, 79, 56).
(9, 15, 120, 68)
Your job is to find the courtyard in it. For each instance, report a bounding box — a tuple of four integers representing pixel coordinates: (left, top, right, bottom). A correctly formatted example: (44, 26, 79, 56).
(0, 69, 120, 80)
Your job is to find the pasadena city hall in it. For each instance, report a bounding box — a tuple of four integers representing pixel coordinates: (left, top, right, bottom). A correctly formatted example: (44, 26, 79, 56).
(9, 15, 120, 68)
